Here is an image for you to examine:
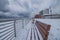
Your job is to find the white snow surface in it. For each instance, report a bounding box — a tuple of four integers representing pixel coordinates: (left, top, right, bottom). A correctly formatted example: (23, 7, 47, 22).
(14, 19, 43, 40)
(13, 19, 60, 40)
(35, 19, 60, 40)
(14, 19, 33, 40)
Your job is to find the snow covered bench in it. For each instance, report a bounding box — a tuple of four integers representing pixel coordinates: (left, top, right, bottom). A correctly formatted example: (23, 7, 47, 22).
(35, 21, 51, 40)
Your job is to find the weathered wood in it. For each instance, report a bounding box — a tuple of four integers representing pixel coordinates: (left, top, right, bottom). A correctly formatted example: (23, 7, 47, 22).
(36, 21, 51, 31)
(35, 21, 51, 40)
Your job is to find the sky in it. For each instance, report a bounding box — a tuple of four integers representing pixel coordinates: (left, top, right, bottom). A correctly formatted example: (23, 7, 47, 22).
(0, 0, 60, 18)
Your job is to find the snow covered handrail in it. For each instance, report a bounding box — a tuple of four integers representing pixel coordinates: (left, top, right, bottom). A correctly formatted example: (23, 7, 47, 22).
(0, 20, 16, 40)
(35, 21, 51, 40)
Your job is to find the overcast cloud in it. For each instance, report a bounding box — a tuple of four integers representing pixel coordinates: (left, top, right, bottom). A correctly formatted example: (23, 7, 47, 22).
(0, 0, 60, 18)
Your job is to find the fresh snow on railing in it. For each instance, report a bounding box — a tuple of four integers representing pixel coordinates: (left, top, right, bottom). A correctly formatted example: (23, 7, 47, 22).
(0, 20, 16, 40)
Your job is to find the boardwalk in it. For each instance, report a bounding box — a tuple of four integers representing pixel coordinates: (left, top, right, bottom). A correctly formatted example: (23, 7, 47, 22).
(0, 19, 60, 40)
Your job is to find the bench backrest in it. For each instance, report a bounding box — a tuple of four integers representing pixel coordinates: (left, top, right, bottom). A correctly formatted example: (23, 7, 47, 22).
(35, 21, 51, 40)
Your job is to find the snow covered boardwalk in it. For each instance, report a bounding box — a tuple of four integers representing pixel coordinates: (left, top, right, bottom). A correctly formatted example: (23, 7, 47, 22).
(0, 19, 60, 40)
(14, 20, 43, 40)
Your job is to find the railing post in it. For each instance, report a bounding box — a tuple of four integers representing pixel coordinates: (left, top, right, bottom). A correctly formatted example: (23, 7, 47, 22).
(14, 20, 16, 37)
(22, 19, 24, 29)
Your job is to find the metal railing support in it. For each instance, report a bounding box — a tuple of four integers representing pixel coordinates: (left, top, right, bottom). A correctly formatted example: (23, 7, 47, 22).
(14, 20, 16, 37)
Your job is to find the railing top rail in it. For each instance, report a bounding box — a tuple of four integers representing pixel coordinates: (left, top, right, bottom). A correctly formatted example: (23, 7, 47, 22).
(0, 19, 15, 22)
(0, 18, 32, 22)
(0, 19, 24, 22)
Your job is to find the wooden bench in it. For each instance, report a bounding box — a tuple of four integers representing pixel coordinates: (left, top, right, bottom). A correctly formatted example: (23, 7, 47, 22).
(35, 21, 51, 40)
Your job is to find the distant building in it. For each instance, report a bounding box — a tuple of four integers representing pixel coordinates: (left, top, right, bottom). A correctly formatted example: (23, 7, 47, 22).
(39, 9, 49, 15)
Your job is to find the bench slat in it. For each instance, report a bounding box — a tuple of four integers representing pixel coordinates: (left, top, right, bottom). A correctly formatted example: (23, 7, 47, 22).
(35, 21, 51, 40)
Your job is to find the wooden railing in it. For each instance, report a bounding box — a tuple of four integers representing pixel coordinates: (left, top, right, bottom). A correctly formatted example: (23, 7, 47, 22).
(0, 19, 16, 40)
(35, 21, 51, 40)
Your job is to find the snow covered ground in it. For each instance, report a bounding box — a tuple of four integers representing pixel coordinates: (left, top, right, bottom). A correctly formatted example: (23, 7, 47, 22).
(14, 19, 32, 40)
(35, 19, 60, 40)
(14, 19, 43, 40)
(12, 19, 60, 40)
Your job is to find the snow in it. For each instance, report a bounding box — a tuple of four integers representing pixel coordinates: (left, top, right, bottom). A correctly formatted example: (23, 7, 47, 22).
(14, 19, 60, 40)
(0, 21, 15, 40)
(14, 19, 32, 40)
(14, 19, 43, 40)
(35, 19, 60, 40)
(0, 19, 60, 40)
